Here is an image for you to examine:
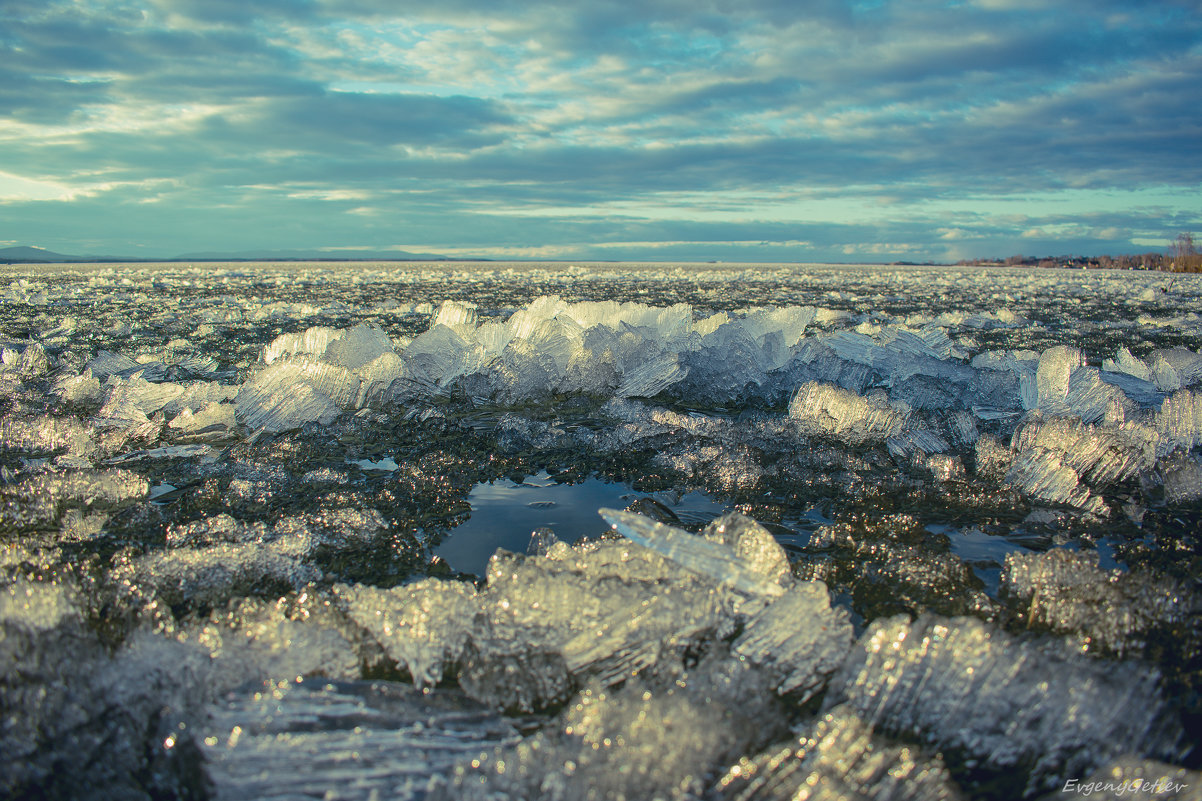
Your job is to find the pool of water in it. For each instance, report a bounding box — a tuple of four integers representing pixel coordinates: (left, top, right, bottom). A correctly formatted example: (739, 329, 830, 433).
(434, 471, 730, 576)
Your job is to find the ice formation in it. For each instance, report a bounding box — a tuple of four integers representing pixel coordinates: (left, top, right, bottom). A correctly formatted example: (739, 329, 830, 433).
(2, 261, 1200, 799)
(201, 679, 522, 801)
(826, 614, 1186, 794)
(1000, 548, 1197, 654)
(713, 705, 965, 801)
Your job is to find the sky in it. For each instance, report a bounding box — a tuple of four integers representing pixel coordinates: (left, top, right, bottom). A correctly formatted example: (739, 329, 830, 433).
(1, 0, 1200, 263)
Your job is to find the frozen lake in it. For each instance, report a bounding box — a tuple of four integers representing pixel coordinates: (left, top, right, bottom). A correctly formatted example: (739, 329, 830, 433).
(2, 261, 1200, 799)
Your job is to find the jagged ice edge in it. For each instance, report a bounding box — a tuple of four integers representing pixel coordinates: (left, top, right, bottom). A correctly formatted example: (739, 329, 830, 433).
(598, 508, 786, 598)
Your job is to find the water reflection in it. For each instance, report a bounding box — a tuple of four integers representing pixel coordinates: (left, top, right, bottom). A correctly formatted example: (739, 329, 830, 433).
(433, 472, 729, 576)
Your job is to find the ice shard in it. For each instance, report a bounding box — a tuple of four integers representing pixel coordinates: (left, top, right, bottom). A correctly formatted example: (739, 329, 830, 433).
(598, 508, 787, 598)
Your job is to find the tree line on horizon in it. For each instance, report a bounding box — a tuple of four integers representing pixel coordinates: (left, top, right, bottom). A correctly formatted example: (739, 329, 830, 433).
(958, 232, 1202, 273)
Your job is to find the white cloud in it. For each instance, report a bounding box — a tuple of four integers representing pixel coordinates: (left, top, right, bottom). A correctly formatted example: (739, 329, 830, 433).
(0, 171, 77, 202)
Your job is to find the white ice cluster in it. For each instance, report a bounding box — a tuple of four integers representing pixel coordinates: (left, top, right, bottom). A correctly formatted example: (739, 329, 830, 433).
(826, 614, 1185, 795)
(1000, 548, 1197, 654)
(334, 511, 852, 713)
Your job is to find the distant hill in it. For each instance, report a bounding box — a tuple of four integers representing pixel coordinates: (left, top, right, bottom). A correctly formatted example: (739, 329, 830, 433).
(0, 246, 85, 263)
(1, 245, 465, 264)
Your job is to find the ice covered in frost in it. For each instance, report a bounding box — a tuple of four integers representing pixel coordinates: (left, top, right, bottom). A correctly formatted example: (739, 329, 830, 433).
(334, 578, 479, 689)
(333, 510, 849, 714)
(1004, 415, 1159, 514)
(15, 467, 149, 505)
(731, 581, 854, 700)
(789, 381, 910, 443)
(1000, 549, 1197, 654)
(1, 581, 229, 800)
(714, 705, 965, 801)
(0, 413, 95, 456)
(238, 322, 405, 432)
(0, 577, 83, 631)
(432, 659, 787, 801)
(1157, 388, 1202, 450)
(1035, 345, 1086, 409)
(107, 511, 389, 609)
(825, 614, 1185, 794)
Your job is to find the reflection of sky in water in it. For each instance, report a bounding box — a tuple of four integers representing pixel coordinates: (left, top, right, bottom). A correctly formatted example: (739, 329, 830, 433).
(929, 524, 1033, 597)
(434, 471, 728, 576)
(928, 523, 1126, 596)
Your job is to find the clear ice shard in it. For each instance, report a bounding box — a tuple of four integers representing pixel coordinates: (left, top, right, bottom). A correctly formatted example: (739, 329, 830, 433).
(598, 508, 787, 597)
(825, 614, 1185, 795)
(1157, 388, 1202, 450)
(200, 678, 520, 801)
(713, 704, 965, 801)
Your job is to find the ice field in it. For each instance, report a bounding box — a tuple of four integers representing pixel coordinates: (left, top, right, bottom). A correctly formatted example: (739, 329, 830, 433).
(2, 260, 1201, 800)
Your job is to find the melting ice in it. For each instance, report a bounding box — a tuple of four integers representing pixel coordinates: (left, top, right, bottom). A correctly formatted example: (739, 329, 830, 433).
(1, 261, 1200, 800)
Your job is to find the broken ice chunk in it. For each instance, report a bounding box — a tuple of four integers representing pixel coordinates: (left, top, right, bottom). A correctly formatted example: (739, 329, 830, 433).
(559, 582, 727, 687)
(17, 468, 149, 506)
(713, 704, 965, 801)
(180, 595, 360, 684)
(433, 668, 785, 801)
(86, 349, 140, 379)
(1157, 389, 1202, 451)
(1149, 347, 1202, 392)
(167, 401, 237, 436)
(598, 508, 787, 598)
(432, 299, 479, 331)
(261, 326, 342, 364)
(112, 529, 322, 610)
(1036, 345, 1085, 409)
(1104, 346, 1153, 383)
(0, 415, 95, 457)
(0, 342, 49, 376)
(825, 614, 1185, 795)
(731, 581, 854, 701)
(0, 578, 82, 631)
(1160, 453, 1202, 503)
(235, 373, 341, 433)
(789, 382, 910, 444)
(1063, 366, 1138, 424)
(1005, 448, 1107, 515)
(1001, 549, 1196, 654)
(702, 512, 793, 588)
(1011, 416, 1155, 487)
(319, 322, 396, 370)
(615, 351, 687, 398)
(333, 579, 479, 689)
(53, 371, 104, 405)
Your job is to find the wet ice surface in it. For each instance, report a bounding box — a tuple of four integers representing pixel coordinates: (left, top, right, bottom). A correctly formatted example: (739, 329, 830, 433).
(2, 261, 1202, 800)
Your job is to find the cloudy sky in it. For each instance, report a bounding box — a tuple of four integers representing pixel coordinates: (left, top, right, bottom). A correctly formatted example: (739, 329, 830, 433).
(2, 0, 1200, 262)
